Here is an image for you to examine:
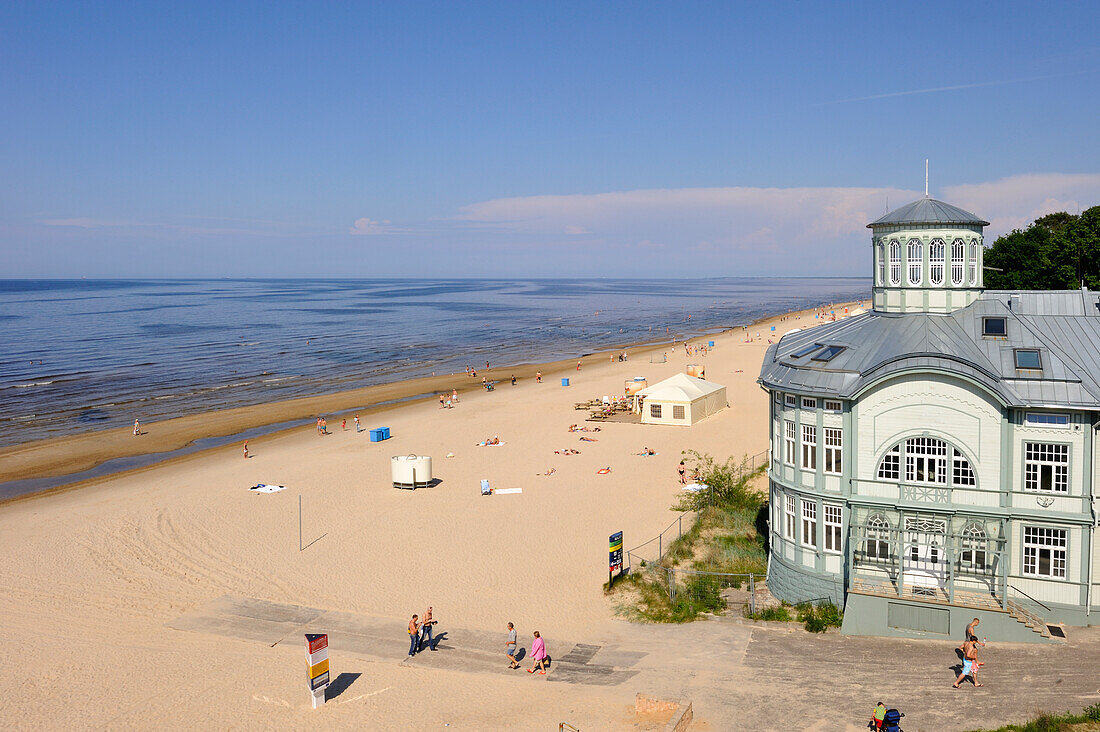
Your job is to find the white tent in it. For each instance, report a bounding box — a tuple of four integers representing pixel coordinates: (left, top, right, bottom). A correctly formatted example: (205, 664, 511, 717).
(635, 373, 727, 426)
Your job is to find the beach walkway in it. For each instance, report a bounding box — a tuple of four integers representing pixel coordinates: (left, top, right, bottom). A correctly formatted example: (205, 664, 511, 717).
(168, 595, 1100, 730)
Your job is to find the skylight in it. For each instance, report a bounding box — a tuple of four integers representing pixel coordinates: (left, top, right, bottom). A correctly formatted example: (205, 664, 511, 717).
(982, 317, 1007, 337)
(1014, 349, 1042, 370)
(791, 343, 821, 359)
(811, 345, 846, 362)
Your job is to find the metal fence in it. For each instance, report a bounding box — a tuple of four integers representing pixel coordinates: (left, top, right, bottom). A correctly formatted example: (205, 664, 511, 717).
(696, 450, 770, 507)
(664, 567, 764, 616)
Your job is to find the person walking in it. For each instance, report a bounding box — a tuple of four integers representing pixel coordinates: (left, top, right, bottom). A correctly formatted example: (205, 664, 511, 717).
(133, 419, 140, 436)
(421, 606, 437, 651)
(964, 617, 980, 642)
(354, 414, 361, 432)
(527, 631, 548, 675)
(678, 460, 687, 485)
(452, 388, 459, 403)
(341, 417, 347, 431)
(506, 622, 519, 669)
(408, 614, 421, 657)
(952, 639, 984, 688)
(870, 701, 887, 729)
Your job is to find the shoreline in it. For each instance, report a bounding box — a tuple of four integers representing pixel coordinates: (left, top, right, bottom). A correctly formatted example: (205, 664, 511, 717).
(0, 298, 866, 502)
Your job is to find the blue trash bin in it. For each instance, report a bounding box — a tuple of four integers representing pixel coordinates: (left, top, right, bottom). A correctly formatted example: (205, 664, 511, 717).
(561, 378, 570, 386)
(708, 340, 714, 347)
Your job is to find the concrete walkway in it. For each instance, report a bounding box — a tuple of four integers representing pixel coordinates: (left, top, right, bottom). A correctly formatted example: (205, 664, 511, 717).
(170, 595, 1100, 730)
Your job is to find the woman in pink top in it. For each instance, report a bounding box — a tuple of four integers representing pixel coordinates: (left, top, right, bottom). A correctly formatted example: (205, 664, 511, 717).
(527, 631, 547, 675)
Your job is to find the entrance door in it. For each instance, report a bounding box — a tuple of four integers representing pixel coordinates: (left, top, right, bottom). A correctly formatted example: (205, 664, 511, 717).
(902, 517, 948, 595)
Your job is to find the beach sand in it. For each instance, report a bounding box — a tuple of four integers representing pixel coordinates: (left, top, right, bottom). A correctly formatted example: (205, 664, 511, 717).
(0, 302, 861, 730)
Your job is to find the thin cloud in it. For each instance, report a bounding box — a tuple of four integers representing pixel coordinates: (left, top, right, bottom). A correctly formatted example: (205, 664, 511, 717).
(821, 69, 1100, 105)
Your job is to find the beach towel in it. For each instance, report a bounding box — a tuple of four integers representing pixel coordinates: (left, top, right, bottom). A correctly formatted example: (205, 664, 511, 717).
(476, 441, 506, 447)
(682, 483, 707, 492)
(597, 468, 612, 474)
(493, 488, 523, 495)
(250, 484, 287, 494)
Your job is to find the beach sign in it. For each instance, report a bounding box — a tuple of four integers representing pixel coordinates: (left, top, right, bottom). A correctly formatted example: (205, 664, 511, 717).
(305, 633, 330, 708)
(609, 531, 623, 585)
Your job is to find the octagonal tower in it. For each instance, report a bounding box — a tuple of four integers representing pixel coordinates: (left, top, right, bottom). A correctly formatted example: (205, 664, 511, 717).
(869, 197, 989, 314)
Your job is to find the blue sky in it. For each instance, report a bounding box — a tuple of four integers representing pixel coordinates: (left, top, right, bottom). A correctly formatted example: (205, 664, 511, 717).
(2, 1, 1098, 277)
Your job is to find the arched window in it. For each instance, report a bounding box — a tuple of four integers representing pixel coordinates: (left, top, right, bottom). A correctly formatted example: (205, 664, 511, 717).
(929, 239, 945, 285)
(889, 240, 901, 285)
(907, 239, 923, 285)
(877, 242, 886, 285)
(865, 512, 891, 559)
(951, 239, 965, 285)
(876, 437, 976, 488)
(969, 239, 979, 285)
(959, 522, 988, 570)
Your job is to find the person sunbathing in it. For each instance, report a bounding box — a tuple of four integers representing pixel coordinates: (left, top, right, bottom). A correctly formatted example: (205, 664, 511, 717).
(568, 424, 578, 432)
(579, 436, 597, 442)
(554, 448, 580, 455)
(638, 447, 656, 456)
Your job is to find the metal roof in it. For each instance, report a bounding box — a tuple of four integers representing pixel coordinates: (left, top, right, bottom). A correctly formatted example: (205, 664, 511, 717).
(868, 197, 990, 228)
(759, 289, 1100, 409)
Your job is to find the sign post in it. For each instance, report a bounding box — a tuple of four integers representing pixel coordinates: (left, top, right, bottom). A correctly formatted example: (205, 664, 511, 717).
(609, 531, 623, 587)
(305, 633, 330, 709)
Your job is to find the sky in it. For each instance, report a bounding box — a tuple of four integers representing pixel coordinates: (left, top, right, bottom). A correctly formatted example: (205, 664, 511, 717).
(1, 1, 1098, 278)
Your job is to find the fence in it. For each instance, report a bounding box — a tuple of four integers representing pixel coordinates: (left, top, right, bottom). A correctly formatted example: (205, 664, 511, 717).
(664, 567, 764, 616)
(697, 450, 770, 507)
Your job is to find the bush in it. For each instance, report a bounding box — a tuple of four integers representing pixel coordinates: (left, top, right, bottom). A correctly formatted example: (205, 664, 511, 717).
(744, 605, 793, 622)
(795, 601, 844, 633)
(1085, 702, 1100, 721)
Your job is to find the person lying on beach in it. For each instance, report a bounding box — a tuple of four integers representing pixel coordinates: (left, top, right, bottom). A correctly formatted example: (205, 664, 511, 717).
(477, 436, 502, 446)
(637, 447, 656, 456)
(568, 424, 578, 432)
(579, 437, 597, 442)
(540, 468, 557, 476)
(597, 467, 612, 474)
(554, 448, 580, 455)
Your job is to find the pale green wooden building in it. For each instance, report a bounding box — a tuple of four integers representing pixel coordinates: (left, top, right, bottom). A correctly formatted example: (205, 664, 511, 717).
(759, 196, 1100, 642)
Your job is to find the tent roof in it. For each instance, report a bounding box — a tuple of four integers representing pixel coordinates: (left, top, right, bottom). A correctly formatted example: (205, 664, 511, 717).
(637, 372, 725, 402)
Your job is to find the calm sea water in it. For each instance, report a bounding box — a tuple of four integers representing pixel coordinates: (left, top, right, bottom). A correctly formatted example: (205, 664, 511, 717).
(0, 278, 868, 447)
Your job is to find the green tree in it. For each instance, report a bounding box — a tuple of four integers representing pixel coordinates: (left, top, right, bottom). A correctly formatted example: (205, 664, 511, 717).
(984, 206, 1100, 290)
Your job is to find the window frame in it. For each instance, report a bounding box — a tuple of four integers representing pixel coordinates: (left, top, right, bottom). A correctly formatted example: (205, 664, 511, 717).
(929, 238, 945, 285)
(951, 238, 965, 285)
(1022, 525, 1067, 579)
(784, 495, 797, 540)
(824, 400, 842, 412)
(801, 424, 817, 471)
(649, 403, 662, 419)
(672, 404, 686, 420)
(784, 420, 796, 465)
(801, 397, 817, 409)
(1025, 413, 1070, 428)
(823, 427, 842, 475)
(877, 242, 886, 285)
(907, 238, 923, 286)
(1024, 442, 1070, 494)
(982, 317, 1007, 337)
(1014, 348, 1043, 370)
(865, 512, 891, 560)
(801, 500, 817, 548)
(824, 504, 843, 554)
(784, 394, 797, 407)
(889, 240, 902, 285)
(969, 240, 979, 285)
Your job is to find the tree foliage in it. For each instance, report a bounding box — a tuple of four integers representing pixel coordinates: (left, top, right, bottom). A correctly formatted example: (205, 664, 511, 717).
(984, 206, 1100, 290)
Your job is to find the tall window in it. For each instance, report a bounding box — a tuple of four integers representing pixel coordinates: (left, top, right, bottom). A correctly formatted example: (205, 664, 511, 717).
(1023, 526, 1067, 578)
(889, 240, 901, 285)
(801, 500, 817, 547)
(906, 437, 948, 483)
(865, 512, 891, 559)
(650, 404, 662, 418)
(951, 238, 965, 285)
(877, 242, 886, 285)
(824, 504, 842, 553)
(959, 522, 988, 570)
(784, 420, 796, 465)
(929, 239, 945, 285)
(801, 424, 817, 470)
(907, 239, 923, 285)
(784, 495, 797, 540)
(823, 427, 842, 475)
(877, 438, 975, 488)
(969, 240, 979, 285)
(1024, 443, 1069, 493)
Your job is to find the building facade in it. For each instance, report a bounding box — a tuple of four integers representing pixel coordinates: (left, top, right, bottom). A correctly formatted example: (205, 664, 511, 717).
(759, 197, 1100, 641)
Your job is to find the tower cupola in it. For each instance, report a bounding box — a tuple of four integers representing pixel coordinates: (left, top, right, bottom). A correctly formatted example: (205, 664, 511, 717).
(868, 197, 989, 314)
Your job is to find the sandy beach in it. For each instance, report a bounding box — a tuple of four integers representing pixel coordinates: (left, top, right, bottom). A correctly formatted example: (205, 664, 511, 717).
(0, 302, 860, 730)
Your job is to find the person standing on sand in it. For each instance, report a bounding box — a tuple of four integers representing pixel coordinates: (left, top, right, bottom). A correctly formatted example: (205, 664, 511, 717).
(133, 419, 140, 436)
(452, 388, 459, 403)
(506, 622, 519, 668)
(953, 639, 984, 688)
(678, 460, 687, 485)
(421, 606, 437, 651)
(528, 631, 547, 674)
(408, 614, 420, 656)
(341, 418, 347, 431)
(243, 440, 248, 459)
(576, 360, 581, 371)
(511, 374, 516, 386)
(354, 414, 361, 432)
(536, 371, 542, 383)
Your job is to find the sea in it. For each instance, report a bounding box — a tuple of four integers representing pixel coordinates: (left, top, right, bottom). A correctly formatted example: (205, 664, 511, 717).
(0, 278, 869, 449)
